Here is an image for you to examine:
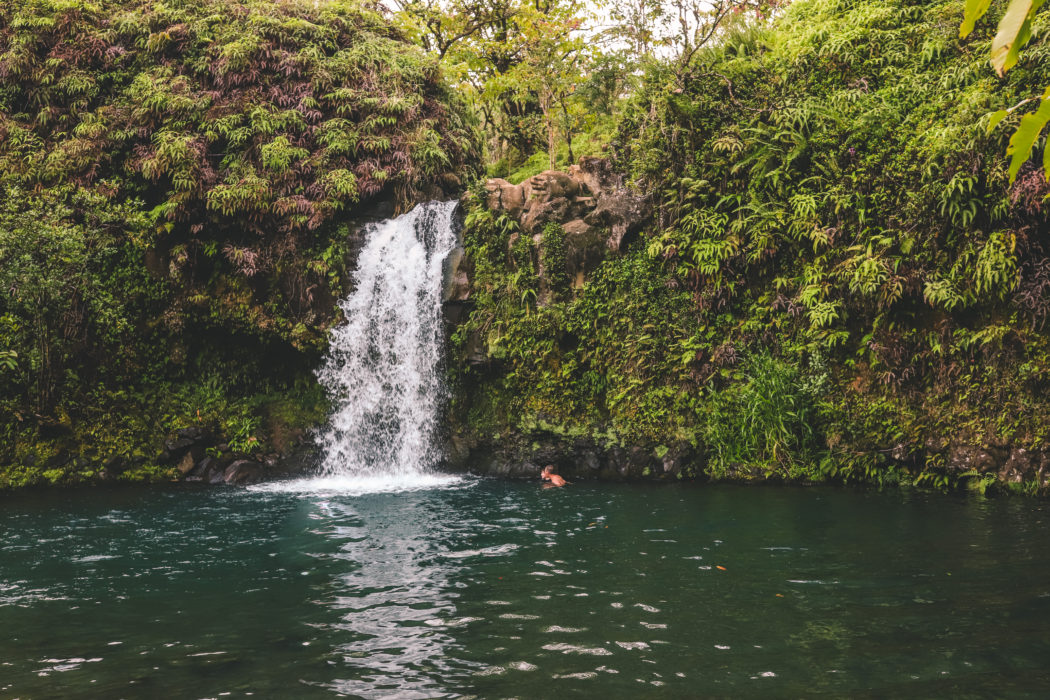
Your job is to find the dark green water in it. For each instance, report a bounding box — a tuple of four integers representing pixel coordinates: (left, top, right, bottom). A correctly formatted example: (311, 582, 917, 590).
(3, 479, 1050, 698)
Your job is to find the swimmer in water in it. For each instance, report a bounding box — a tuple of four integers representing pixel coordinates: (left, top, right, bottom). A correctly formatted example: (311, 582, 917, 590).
(540, 465, 568, 487)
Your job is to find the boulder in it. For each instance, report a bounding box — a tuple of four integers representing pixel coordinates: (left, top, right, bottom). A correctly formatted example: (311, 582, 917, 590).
(176, 426, 207, 441)
(442, 239, 474, 326)
(562, 219, 606, 288)
(924, 435, 948, 453)
(223, 460, 263, 486)
(442, 245, 473, 303)
(570, 156, 620, 195)
(947, 444, 1001, 473)
(190, 455, 214, 477)
(580, 451, 601, 472)
(525, 170, 581, 200)
(176, 452, 196, 475)
(660, 447, 697, 476)
(482, 159, 650, 255)
(890, 442, 918, 465)
(606, 446, 656, 478)
(1000, 448, 1039, 482)
(163, 428, 213, 466)
(463, 328, 489, 365)
(584, 192, 652, 252)
(195, 455, 232, 484)
(446, 432, 474, 466)
(520, 171, 588, 234)
(44, 450, 71, 469)
(1038, 452, 1050, 487)
(485, 178, 526, 218)
(164, 437, 195, 454)
(100, 455, 126, 479)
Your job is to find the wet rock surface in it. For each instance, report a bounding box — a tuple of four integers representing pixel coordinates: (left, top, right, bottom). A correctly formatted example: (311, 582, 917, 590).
(480, 157, 653, 292)
(442, 430, 701, 482)
(442, 428, 1050, 488)
(925, 441, 1049, 486)
(145, 427, 321, 486)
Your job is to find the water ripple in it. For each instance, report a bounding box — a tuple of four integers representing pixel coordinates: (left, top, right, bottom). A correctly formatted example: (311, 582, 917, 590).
(4, 481, 1050, 697)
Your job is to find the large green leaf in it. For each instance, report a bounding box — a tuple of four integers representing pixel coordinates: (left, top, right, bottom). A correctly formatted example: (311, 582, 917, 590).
(1007, 96, 1050, 181)
(990, 0, 1046, 76)
(986, 109, 1009, 134)
(960, 0, 994, 37)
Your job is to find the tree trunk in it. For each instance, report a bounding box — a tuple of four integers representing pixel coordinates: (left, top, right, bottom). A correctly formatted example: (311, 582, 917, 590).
(547, 118, 557, 171)
(541, 90, 556, 171)
(37, 319, 50, 414)
(560, 99, 575, 165)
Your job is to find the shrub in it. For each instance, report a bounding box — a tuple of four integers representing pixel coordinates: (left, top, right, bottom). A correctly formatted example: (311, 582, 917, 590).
(704, 352, 824, 479)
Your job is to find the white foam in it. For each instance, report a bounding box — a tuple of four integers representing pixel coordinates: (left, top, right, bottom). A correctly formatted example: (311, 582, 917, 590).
(542, 643, 613, 656)
(249, 472, 465, 496)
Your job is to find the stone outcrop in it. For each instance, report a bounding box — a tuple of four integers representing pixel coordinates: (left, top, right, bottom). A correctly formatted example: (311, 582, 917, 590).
(441, 240, 474, 326)
(441, 157, 653, 366)
(141, 425, 319, 486)
(938, 442, 1050, 484)
(482, 157, 652, 291)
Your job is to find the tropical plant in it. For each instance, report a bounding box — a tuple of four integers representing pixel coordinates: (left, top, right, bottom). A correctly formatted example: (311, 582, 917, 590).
(961, 0, 1050, 180)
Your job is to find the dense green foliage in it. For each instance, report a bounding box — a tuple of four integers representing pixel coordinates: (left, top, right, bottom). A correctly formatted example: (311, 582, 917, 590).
(453, 0, 1050, 491)
(393, 0, 650, 179)
(0, 0, 475, 485)
(454, 206, 702, 447)
(5, 0, 1050, 492)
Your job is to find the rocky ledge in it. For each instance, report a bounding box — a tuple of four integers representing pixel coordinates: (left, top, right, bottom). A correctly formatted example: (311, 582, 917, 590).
(443, 432, 697, 482)
(485, 157, 652, 288)
(144, 426, 318, 486)
(441, 428, 1050, 488)
(486, 157, 650, 247)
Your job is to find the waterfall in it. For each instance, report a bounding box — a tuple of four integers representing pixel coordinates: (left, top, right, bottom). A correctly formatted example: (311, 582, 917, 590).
(313, 200, 459, 488)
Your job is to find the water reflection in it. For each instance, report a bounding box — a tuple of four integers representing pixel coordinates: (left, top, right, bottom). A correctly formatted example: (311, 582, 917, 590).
(4, 482, 1050, 697)
(303, 489, 476, 698)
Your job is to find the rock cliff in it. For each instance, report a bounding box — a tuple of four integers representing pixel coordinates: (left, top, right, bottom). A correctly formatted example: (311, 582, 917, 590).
(483, 157, 652, 293)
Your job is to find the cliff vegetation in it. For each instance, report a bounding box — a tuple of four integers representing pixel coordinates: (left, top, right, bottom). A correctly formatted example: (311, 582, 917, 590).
(448, 0, 1050, 493)
(0, 0, 476, 486)
(5, 0, 1050, 493)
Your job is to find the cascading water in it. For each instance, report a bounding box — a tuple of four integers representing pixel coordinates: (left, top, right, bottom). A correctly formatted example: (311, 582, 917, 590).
(308, 200, 460, 491)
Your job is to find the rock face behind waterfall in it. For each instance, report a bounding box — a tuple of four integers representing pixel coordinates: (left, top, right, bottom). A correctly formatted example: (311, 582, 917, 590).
(152, 202, 461, 487)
